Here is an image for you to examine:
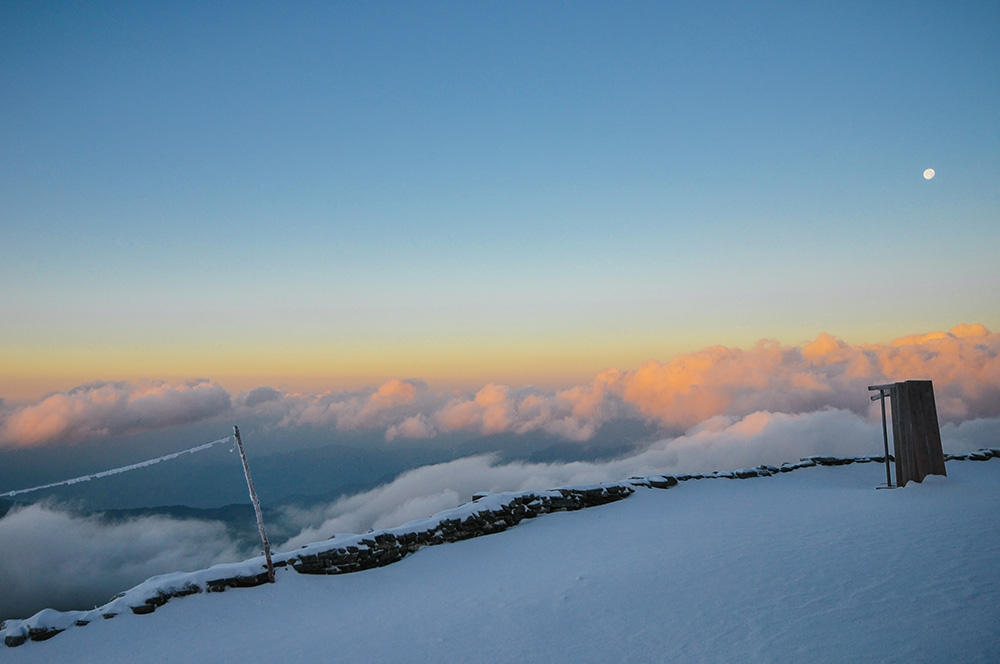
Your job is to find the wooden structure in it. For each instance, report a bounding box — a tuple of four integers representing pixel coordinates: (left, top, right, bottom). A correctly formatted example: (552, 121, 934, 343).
(868, 381, 946, 486)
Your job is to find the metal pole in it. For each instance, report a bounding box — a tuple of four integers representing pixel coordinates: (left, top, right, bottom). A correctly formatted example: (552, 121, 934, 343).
(233, 425, 275, 583)
(879, 391, 893, 488)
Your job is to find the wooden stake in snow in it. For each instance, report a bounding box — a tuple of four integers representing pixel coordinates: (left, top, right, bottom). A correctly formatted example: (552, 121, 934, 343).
(234, 425, 275, 583)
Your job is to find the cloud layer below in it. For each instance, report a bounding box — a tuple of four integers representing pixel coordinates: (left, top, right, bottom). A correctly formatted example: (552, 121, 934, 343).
(0, 503, 246, 621)
(3, 324, 997, 449)
(279, 406, 1000, 548)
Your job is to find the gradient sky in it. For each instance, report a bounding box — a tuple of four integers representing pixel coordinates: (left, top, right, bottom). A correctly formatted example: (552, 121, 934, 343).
(2, 1, 998, 402)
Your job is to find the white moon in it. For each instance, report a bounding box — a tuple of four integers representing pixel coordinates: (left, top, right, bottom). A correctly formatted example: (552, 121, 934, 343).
(923, 168, 935, 180)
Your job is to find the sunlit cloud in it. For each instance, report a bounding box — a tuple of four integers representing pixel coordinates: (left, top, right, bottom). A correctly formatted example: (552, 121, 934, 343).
(0, 380, 231, 448)
(3, 324, 997, 448)
(266, 323, 1000, 441)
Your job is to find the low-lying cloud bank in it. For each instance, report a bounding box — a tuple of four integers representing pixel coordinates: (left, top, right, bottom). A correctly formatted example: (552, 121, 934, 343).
(278, 408, 1000, 549)
(3, 324, 997, 449)
(0, 503, 247, 622)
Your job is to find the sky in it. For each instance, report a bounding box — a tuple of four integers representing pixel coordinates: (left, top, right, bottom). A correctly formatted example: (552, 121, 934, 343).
(2, 1, 998, 404)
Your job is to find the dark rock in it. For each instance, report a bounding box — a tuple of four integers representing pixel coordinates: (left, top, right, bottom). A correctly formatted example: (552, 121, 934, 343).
(4, 634, 26, 648)
(809, 456, 854, 466)
(169, 584, 202, 598)
(145, 593, 169, 607)
(131, 604, 156, 615)
(28, 627, 63, 642)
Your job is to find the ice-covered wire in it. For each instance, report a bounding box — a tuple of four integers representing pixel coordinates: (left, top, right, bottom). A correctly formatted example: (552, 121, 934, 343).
(1, 435, 233, 498)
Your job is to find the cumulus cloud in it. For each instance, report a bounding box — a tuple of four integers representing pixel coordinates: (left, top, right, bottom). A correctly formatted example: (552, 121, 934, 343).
(0, 503, 247, 621)
(5, 324, 997, 449)
(250, 323, 1000, 445)
(242, 386, 282, 408)
(0, 380, 232, 448)
(271, 379, 431, 432)
(619, 323, 1000, 429)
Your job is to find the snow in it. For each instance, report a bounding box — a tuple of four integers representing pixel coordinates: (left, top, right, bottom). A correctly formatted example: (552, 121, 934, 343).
(3, 457, 999, 663)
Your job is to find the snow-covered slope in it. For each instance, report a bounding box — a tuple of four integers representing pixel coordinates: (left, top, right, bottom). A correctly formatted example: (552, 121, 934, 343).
(3, 457, 999, 663)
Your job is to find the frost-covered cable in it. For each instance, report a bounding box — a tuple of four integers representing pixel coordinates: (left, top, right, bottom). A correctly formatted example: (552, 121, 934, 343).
(0, 436, 233, 498)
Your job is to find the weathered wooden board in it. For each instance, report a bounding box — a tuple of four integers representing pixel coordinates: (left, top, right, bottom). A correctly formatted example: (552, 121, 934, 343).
(890, 380, 946, 486)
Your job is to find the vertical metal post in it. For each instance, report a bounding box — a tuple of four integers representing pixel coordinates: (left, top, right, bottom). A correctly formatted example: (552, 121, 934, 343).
(233, 425, 275, 583)
(869, 384, 896, 489)
(878, 390, 892, 488)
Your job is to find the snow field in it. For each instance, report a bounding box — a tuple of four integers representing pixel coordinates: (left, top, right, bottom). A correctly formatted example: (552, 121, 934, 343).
(3, 458, 998, 663)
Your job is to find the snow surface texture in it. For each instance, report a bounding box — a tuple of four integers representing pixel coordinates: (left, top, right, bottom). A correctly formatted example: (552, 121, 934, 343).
(3, 453, 999, 663)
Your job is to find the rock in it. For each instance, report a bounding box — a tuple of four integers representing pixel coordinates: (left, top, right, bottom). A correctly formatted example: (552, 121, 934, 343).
(648, 476, 678, 489)
(28, 627, 63, 642)
(4, 634, 26, 648)
(168, 584, 201, 598)
(809, 456, 854, 466)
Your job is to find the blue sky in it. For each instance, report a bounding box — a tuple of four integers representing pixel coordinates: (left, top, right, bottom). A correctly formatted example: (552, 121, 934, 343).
(2, 1, 998, 400)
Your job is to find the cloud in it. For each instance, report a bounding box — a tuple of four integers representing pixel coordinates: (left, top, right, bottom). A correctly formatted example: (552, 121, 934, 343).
(271, 379, 431, 433)
(279, 406, 1000, 550)
(243, 386, 282, 408)
(608, 323, 1000, 430)
(0, 503, 246, 621)
(266, 323, 1000, 443)
(940, 417, 1000, 454)
(0, 380, 232, 448)
(278, 408, 887, 548)
(6, 324, 997, 449)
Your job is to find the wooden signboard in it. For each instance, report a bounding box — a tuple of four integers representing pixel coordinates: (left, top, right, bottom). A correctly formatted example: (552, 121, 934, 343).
(889, 380, 947, 486)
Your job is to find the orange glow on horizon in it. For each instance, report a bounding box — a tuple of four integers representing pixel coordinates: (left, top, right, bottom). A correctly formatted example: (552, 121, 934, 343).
(3, 322, 996, 405)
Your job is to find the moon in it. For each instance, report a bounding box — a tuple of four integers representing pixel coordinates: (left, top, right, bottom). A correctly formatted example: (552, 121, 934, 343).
(923, 168, 935, 180)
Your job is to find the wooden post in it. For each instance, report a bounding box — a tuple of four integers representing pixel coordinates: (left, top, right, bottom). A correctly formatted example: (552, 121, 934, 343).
(233, 425, 275, 583)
